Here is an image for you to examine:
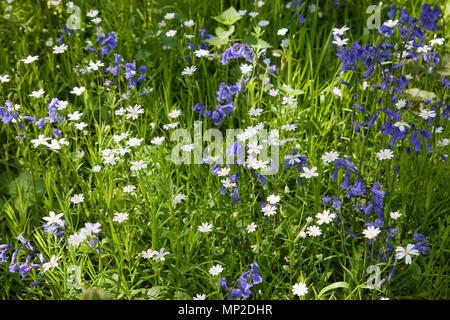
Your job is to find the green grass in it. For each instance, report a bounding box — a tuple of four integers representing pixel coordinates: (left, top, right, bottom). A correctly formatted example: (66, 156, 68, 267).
(0, 0, 449, 300)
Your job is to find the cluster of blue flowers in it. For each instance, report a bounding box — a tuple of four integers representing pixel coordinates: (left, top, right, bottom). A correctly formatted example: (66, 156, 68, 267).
(193, 42, 254, 126)
(1, 235, 44, 284)
(220, 262, 262, 299)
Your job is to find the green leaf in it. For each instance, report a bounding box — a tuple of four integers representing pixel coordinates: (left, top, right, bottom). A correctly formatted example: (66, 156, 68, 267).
(212, 7, 241, 26)
(216, 25, 235, 39)
(205, 26, 235, 46)
(7, 171, 46, 206)
(318, 281, 349, 299)
(242, 35, 272, 51)
(147, 286, 165, 300)
(174, 290, 191, 300)
(280, 84, 305, 96)
(205, 36, 228, 46)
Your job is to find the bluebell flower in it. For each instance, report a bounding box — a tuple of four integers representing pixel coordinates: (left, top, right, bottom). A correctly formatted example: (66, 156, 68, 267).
(420, 4, 441, 31)
(221, 43, 254, 65)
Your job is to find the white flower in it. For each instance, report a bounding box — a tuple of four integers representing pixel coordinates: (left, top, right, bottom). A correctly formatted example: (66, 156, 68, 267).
(46, 139, 61, 150)
(163, 122, 179, 130)
(417, 45, 431, 54)
(332, 26, 349, 36)
(332, 87, 342, 98)
(258, 20, 270, 27)
(113, 212, 129, 223)
(168, 109, 182, 119)
(86, 9, 99, 18)
(268, 88, 279, 96)
(103, 154, 118, 165)
(126, 137, 144, 147)
(395, 244, 419, 264)
(164, 13, 175, 20)
(173, 193, 186, 204)
(31, 135, 50, 148)
(69, 232, 86, 247)
(281, 124, 297, 131)
(209, 264, 223, 276)
(115, 107, 126, 116)
(142, 249, 157, 259)
(59, 138, 69, 146)
(217, 167, 230, 177)
(74, 122, 88, 130)
(195, 49, 210, 58)
(376, 149, 394, 160)
(321, 151, 339, 163)
(257, 1, 265, 7)
(0, 74, 10, 83)
(418, 109, 436, 120)
(92, 165, 101, 172)
(43, 211, 64, 225)
(181, 65, 197, 76)
(29, 89, 45, 98)
(393, 121, 410, 131)
(292, 282, 308, 297)
(42, 255, 61, 272)
(126, 104, 144, 120)
(280, 38, 289, 48)
(277, 28, 288, 36)
(282, 95, 296, 105)
(153, 248, 170, 261)
(193, 293, 206, 300)
(68, 111, 83, 121)
(363, 226, 381, 240)
(221, 178, 236, 189)
(332, 36, 348, 47)
(437, 138, 449, 147)
(21, 55, 39, 64)
(56, 100, 68, 110)
(247, 141, 263, 155)
(249, 108, 263, 117)
(383, 19, 398, 28)
(165, 30, 177, 37)
(70, 86, 85, 95)
(247, 223, 257, 233)
(184, 19, 195, 27)
(395, 99, 407, 110)
(182, 144, 195, 152)
(151, 136, 165, 145)
(267, 194, 281, 205)
(306, 225, 322, 237)
(123, 185, 136, 193)
(53, 44, 69, 54)
(77, 147, 88, 157)
(237, 10, 247, 16)
(298, 231, 307, 238)
(82, 222, 102, 236)
(429, 34, 444, 46)
(91, 17, 102, 24)
(198, 222, 213, 233)
(261, 204, 277, 216)
(130, 160, 147, 171)
(315, 209, 336, 225)
(240, 63, 253, 74)
(300, 167, 319, 179)
(390, 211, 402, 220)
(70, 193, 84, 204)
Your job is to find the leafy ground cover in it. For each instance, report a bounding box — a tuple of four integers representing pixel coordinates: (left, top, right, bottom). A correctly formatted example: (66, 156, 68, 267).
(0, 0, 449, 300)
